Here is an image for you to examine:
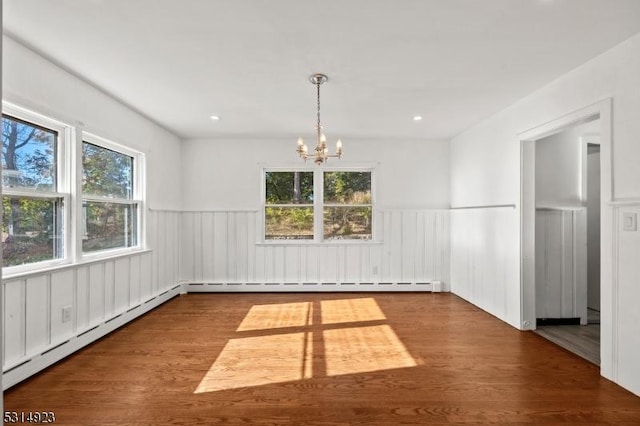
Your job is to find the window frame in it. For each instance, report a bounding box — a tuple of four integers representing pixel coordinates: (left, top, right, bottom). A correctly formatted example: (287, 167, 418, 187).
(263, 169, 315, 241)
(1, 102, 146, 277)
(2, 104, 72, 274)
(80, 132, 145, 259)
(322, 169, 374, 241)
(261, 165, 376, 244)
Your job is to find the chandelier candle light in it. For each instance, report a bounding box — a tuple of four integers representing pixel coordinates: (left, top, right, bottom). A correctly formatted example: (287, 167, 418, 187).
(296, 73, 343, 165)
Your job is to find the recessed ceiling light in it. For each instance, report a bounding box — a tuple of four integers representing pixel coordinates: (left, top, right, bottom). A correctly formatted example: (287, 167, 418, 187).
(413, 115, 423, 121)
(210, 115, 221, 121)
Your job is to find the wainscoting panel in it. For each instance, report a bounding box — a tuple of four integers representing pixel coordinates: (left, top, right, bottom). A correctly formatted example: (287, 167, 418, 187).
(450, 206, 521, 328)
(535, 209, 587, 323)
(180, 209, 449, 290)
(614, 203, 640, 393)
(88, 263, 105, 327)
(2, 210, 181, 389)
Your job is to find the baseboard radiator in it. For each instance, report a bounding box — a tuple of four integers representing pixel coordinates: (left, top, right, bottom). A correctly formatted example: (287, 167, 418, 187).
(2, 285, 182, 390)
(184, 281, 443, 292)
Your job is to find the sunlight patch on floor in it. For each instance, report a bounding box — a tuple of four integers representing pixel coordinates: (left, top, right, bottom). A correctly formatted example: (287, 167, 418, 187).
(194, 331, 313, 393)
(323, 324, 417, 376)
(195, 298, 415, 393)
(236, 301, 311, 331)
(320, 297, 386, 325)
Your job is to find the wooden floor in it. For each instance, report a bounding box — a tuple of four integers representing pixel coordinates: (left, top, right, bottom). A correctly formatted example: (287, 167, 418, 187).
(534, 323, 600, 366)
(5, 293, 640, 425)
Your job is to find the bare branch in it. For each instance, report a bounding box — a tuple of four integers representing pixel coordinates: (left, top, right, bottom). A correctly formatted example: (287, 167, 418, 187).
(14, 127, 37, 150)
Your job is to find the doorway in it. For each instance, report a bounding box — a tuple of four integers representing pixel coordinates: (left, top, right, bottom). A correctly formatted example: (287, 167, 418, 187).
(519, 100, 613, 373)
(530, 119, 600, 364)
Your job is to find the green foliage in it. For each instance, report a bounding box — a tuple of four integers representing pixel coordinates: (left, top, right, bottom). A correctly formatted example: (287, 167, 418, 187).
(324, 172, 371, 204)
(323, 206, 372, 239)
(265, 207, 313, 239)
(266, 171, 313, 204)
(322, 172, 372, 239)
(2, 197, 57, 266)
(82, 202, 136, 252)
(83, 143, 133, 199)
(81, 143, 136, 252)
(264, 170, 373, 240)
(1, 119, 137, 266)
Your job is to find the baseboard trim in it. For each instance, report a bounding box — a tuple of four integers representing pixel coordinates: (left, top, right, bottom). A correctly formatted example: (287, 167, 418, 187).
(184, 281, 443, 293)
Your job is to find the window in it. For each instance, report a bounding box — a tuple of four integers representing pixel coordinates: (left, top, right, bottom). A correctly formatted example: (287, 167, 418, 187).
(1, 103, 144, 273)
(82, 138, 139, 253)
(263, 168, 373, 242)
(265, 171, 314, 240)
(323, 171, 372, 240)
(2, 113, 66, 268)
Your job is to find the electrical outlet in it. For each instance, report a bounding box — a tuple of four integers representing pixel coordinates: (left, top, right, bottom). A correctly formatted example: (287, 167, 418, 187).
(62, 306, 72, 323)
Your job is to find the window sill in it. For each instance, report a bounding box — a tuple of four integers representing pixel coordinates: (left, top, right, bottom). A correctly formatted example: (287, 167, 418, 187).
(256, 240, 383, 247)
(2, 248, 152, 281)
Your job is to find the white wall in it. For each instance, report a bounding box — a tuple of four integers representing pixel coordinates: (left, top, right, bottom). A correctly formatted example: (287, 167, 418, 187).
(2, 36, 183, 387)
(181, 138, 450, 288)
(2, 36, 182, 209)
(616, 204, 640, 394)
(450, 206, 520, 325)
(181, 138, 449, 210)
(535, 119, 598, 208)
(450, 32, 640, 395)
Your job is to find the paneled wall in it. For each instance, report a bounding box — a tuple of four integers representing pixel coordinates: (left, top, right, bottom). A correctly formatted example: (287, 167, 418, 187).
(535, 209, 587, 323)
(2, 37, 184, 388)
(180, 209, 449, 291)
(2, 210, 180, 388)
(450, 207, 520, 328)
(450, 33, 640, 394)
(615, 203, 640, 393)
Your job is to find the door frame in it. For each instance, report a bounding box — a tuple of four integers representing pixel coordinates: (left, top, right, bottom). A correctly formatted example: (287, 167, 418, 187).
(518, 99, 613, 375)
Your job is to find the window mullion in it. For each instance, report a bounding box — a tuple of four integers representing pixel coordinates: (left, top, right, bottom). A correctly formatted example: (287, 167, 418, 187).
(135, 152, 146, 249)
(71, 125, 84, 262)
(314, 169, 323, 242)
(81, 195, 139, 205)
(2, 190, 66, 200)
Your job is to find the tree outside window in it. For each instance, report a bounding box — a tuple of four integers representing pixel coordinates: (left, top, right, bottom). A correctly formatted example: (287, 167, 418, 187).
(2, 114, 63, 267)
(82, 142, 137, 253)
(264, 169, 373, 242)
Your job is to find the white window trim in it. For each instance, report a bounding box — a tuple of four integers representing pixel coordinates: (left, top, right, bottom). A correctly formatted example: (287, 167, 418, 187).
(261, 164, 377, 244)
(1, 103, 147, 277)
(81, 132, 146, 259)
(2, 103, 74, 275)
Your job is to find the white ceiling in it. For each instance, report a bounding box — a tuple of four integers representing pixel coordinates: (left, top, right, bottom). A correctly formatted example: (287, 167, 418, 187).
(4, 0, 640, 141)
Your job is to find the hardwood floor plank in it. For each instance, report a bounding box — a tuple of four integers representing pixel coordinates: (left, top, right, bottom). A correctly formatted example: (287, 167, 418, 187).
(5, 293, 640, 425)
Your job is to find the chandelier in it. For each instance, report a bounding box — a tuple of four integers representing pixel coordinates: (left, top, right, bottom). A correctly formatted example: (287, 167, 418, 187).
(296, 73, 343, 165)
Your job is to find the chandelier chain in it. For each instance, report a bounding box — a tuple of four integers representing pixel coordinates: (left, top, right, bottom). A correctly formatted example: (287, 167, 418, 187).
(316, 80, 321, 130)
